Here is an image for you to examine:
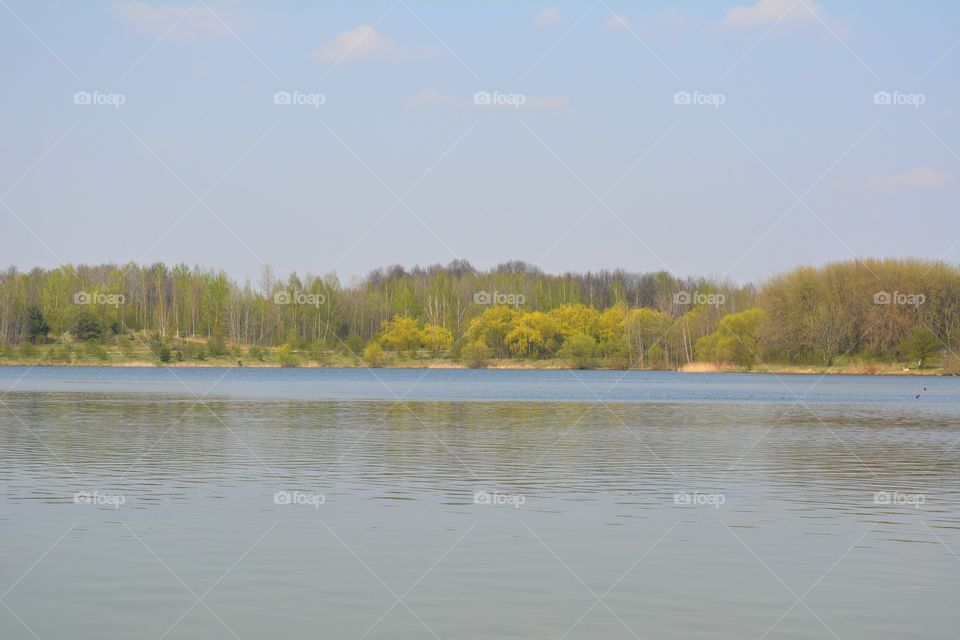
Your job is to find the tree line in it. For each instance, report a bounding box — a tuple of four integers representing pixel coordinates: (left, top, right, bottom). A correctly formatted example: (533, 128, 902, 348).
(0, 258, 956, 369)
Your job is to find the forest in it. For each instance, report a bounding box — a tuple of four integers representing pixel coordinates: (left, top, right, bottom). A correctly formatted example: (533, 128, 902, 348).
(0, 258, 957, 371)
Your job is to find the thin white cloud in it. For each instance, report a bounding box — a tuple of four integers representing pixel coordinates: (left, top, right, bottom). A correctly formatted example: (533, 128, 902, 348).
(406, 88, 459, 107)
(868, 168, 955, 191)
(312, 25, 437, 63)
(601, 14, 654, 36)
(533, 7, 564, 29)
(718, 0, 825, 30)
(602, 14, 631, 31)
(658, 8, 691, 28)
(112, 1, 246, 41)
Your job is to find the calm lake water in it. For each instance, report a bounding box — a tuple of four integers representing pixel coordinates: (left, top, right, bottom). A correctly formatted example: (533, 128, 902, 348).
(1, 366, 958, 639)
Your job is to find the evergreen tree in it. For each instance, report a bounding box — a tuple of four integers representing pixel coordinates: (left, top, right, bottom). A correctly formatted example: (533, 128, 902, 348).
(25, 306, 50, 343)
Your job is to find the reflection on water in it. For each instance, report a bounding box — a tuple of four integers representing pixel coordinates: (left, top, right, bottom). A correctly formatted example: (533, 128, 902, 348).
(0, 369, 958, 639)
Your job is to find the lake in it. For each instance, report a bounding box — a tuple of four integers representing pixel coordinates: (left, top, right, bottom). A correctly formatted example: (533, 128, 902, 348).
(0, 367, 957, 639)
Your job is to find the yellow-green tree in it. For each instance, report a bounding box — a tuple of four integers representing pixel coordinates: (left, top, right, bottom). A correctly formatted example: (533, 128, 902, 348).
(695, 307, 766, 367)
(597, 302, 628, 341)
(460, 340, 489, 368)
(420, 324, 454, 357)
(624, 307, 672, 368)
(505, 311, 558, 357)
(550, 303, 600, 339)
(378, 316, 421, 353)
(363, 341, 384, 367)
(465, 306, 518, 357)
(559, 333, 597, 369)
(899, 326, 939, 368)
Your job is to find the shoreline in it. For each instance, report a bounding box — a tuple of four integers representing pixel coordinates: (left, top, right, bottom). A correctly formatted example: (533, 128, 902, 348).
(0, 360, 948, 376)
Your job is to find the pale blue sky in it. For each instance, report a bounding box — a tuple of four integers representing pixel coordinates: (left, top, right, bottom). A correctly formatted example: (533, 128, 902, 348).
(1, 0, 957, 284)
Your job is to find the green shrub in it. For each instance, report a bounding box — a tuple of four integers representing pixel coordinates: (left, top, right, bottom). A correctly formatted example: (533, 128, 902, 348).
(72, 311, 103, 342)
(942, 351, 960, 375)
(560, 333, 597, 369)
(460, 340, 489, 369)
(183, 342, 206, 360)
(647, 344, 669, 370)
(343, 333, 365, 356)
(899, 327, 940, 368)
(277, 343, 299, 367)
(362, 341, 384, 367)
(119, 336, 136, 358)
(599, 337, 630, 369)
(207, 332, 227, 357)
(26, 306, 49, 343)
(84, 342, 108, 361)
(47, 344, 73, 363)
(309, 341, 330, 366)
